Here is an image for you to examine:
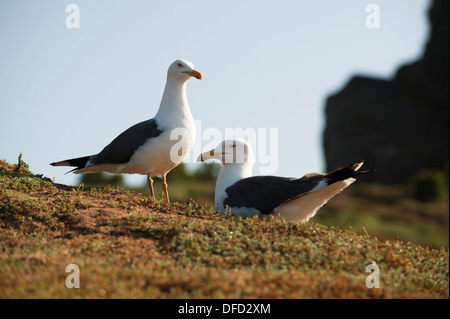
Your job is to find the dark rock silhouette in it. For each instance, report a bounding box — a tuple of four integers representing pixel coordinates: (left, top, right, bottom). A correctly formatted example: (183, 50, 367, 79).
(323, 0, 449, 184)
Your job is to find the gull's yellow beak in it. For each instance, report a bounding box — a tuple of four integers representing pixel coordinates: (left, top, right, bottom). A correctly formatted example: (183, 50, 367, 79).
(196, 149, 215, 162)
(185, 69, 202, 80)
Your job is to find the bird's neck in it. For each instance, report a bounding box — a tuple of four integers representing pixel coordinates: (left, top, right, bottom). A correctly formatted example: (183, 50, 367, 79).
(156, 78, 192, 124)
(215, 162, 253, 210)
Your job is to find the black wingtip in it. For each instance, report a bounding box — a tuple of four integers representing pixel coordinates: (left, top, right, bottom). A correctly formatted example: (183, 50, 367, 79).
(354, 168, 377, 177)
(64, 167, 79, 175)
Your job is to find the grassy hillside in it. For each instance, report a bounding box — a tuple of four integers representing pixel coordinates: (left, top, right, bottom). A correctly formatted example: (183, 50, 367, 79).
(133, 165, 449, 249)
(0, 158, 448, 298)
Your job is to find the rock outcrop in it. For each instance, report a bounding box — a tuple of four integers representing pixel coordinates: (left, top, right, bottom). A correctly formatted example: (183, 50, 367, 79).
(323, 0, 449, 183)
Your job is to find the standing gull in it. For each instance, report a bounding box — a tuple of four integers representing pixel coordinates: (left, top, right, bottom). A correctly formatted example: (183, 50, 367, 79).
(50, 59, 202, 202)
(197, 139, 374, 223)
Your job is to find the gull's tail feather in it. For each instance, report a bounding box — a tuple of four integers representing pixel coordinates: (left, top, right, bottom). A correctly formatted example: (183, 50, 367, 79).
(277, 161, 376, 223)
(324, 160, 376, 184)
(50, 155, 92, 173)
(325, 160, 364, 180)
(303, 160, 375, 185)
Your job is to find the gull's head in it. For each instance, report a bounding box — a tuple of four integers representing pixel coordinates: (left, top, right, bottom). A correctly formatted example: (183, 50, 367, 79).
(167, 59, 202, 82)
(197, 138, 254, 167)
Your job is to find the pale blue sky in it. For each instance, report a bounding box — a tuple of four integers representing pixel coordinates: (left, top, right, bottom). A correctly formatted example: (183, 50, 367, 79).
(0, 0, 430, 186)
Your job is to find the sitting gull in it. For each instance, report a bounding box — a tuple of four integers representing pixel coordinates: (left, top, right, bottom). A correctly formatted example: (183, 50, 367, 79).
(197, 138, 373, 223)
(50, 59, 202, 202)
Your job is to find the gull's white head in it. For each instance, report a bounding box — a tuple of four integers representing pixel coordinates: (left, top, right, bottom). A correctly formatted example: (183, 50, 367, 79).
(167, 59, 202, 82)
(197, 138, 255, 168)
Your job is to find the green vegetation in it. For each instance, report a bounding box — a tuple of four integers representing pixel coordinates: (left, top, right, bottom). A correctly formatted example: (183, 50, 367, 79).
(0, 157, 448, 298)
(315, 181, 449, 249)
(409, 168, 449, 202)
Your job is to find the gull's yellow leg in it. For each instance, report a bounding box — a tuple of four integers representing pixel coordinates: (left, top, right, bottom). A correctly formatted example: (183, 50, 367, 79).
(147, 173, 155, 198)
(161, 174, 170, 203)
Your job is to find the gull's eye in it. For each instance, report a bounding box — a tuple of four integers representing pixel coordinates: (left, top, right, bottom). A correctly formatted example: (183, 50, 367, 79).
(177, 63, 183, 68)
(232, 144, 236, 148)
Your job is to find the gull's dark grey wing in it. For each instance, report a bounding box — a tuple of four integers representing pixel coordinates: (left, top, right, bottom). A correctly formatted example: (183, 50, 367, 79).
(90, 118, 163, 165)
(223, 176, 322, 215)
(223, 161, 372, 215)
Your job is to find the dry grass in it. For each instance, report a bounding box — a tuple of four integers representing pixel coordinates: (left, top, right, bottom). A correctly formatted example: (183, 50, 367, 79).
(0, 159, 448, 298)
